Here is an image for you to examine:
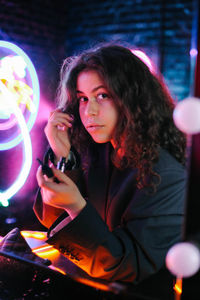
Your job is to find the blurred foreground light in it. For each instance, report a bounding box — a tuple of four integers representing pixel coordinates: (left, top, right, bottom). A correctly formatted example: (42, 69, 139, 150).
(5, 217, 17, 224)
(173, 97, 200, 134)
(166, 242, 200, 278)
(190, 48, 198, 57)
(0, 199, 9, 207)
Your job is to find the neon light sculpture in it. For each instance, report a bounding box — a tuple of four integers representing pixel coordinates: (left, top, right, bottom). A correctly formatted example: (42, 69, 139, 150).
(0, 41, 40, 149)
(0, 41, 40, 206)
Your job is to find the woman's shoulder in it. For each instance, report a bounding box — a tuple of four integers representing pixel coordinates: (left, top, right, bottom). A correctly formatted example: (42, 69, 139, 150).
(154, 148, 186, 173)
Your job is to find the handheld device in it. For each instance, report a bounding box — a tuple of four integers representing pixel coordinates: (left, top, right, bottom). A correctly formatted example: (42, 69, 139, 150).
(37, 158, 54, 178)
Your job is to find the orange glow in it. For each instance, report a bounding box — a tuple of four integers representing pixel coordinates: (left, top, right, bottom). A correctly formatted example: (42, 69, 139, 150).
(32, 244, 54, 252)
(174, 277, 182, 294)
(19, 231, 66, 276)
(21, 230, 47, 240)
(76, 277, 109, 292)
(32, 244, 60, 258)
(174, 283, 182, 294)
(32, 244, 66, 275)
(174, 277, 182, 300)
(49, 265, 66, 275)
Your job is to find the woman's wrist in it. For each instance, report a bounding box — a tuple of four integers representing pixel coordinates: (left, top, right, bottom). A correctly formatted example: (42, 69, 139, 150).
(65, 198, 87, 220)
(57, 151, 77, 171)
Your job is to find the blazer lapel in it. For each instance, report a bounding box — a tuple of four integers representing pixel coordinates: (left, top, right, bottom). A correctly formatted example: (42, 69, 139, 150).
(87, 143, 111, 220)
(106, 166, 138, 230)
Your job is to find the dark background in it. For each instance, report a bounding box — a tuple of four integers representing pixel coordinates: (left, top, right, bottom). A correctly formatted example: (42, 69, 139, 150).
(0, 0, 197, 235)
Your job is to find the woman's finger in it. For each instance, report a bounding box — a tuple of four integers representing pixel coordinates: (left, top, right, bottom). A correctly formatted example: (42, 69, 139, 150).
(36, 166, 46, 188)
(49, 119, 72, 129)
(49, 111, 73, 122)
(36, 166, 58, 192)
(50, 167, 72, 184)
(36, 165, 54, 187)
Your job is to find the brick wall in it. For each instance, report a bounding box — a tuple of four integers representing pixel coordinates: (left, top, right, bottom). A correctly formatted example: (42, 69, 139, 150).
(64, 0, 195, 101)
(0, 0, 195, 100)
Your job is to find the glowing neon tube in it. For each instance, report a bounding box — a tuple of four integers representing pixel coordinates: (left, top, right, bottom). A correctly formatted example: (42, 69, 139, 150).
(0, 40, 39, 150)
(0, 80, 32, 206)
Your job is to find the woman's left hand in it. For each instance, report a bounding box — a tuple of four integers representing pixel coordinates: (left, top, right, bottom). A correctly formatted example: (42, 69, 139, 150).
(36, 166, 86, 219)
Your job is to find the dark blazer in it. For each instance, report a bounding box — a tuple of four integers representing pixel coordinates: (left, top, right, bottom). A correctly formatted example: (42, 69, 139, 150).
(34, 144, 186, 287)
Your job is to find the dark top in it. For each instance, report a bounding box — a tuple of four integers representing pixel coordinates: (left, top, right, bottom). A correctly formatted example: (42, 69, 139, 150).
(33, 144, 186, 295)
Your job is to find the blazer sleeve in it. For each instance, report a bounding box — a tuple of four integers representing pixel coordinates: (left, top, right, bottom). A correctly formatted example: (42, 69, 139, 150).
(33, 146, 86, 229)
(33, 188, 65, 228)
(46, 163, 187, 283)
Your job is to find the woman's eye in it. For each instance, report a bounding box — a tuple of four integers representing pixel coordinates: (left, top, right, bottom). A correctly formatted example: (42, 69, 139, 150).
(97, 93, 109, 101)
(78, 96, 88, 103)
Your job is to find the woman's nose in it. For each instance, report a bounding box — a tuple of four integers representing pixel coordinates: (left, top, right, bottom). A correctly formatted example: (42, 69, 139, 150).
(85, 98, 99, 116)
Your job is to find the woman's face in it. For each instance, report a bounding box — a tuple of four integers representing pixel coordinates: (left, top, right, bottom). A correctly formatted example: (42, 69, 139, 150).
(77, 70, 119, 146)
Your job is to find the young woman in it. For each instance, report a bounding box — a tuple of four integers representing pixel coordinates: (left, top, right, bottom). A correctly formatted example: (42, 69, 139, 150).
(35, 44, 187, 288)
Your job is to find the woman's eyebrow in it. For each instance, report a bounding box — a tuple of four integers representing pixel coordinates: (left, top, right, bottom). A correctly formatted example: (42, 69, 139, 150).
(76, 85, 106, 94)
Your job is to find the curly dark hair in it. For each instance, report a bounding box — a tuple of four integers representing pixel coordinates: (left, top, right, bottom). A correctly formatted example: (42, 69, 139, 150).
(56, 44, 187, 191)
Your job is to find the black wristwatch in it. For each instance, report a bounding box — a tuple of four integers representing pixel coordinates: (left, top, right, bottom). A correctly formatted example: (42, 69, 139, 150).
(46, 147, 77, 171)
(57, 151, 77, 171)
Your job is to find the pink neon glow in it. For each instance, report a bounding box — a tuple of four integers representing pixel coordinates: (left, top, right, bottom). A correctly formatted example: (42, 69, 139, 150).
(131, 49, 155, 73)
(36, 97, 54, 123)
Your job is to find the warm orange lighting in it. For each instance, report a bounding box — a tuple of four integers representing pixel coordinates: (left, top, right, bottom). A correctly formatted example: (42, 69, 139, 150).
(0, 236, 3, 243)
(76, 277, 109, 292)
(174, 283, 182, 294)
(33, 244, 67, 275)
(21, 230, 47, 240)
(19, 231, 66, 276)
(32, 244, 60, 258)
(32, 244, 66, 275)
(32, 244, 54, 253)
(174, 277, 182, 300)
(174, 277, 182, 294)
(49, 265, 66, 275)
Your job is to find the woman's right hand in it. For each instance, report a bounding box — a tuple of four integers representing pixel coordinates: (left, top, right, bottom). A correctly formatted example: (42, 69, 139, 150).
(44, 109, 73, 164)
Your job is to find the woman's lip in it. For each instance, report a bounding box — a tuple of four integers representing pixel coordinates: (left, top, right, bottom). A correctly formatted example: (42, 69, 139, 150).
(86, 124, 103, 128)
(86, 125, 104, 130)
